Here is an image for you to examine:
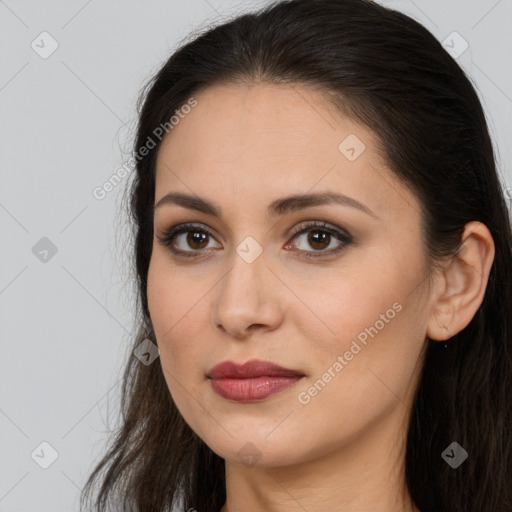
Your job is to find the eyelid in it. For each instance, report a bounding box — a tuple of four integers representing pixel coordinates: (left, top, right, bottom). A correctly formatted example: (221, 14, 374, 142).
(288, 220, 352, 240)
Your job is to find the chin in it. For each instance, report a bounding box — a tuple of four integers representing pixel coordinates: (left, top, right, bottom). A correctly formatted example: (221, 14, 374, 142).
(205, 433, 308, 468)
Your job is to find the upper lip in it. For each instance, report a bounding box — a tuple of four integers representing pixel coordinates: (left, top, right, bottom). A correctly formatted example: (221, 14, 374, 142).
(207, 359, 305, 379)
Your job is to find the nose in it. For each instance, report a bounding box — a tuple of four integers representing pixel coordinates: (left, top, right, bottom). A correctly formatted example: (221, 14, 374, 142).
(211, 246, 284, 339)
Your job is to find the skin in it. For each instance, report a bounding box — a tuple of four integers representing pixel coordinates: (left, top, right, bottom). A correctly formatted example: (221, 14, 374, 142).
(147, 82, 495, 512)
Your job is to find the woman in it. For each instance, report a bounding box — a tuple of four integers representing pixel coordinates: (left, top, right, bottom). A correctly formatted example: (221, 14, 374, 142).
(80, 1, 512, 511)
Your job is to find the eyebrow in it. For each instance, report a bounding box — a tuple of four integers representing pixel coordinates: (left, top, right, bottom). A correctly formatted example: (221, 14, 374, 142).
(154, 191, 378, 219)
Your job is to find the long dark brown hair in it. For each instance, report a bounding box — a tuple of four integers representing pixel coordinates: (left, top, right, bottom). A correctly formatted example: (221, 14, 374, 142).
(80, 1, 512, 511)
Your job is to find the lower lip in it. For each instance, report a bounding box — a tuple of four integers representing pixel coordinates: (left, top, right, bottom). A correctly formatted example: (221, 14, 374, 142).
(209, 376, 304, 402)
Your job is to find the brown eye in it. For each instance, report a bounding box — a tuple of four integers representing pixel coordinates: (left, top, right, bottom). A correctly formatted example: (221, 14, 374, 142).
(286, 221, 353, 258)
(156, 223, 221, 257)
(306, 230, 331, 250)
(185, 230, 209, 250)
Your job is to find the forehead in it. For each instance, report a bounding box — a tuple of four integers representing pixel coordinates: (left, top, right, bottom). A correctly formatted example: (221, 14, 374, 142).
(157, 82, 378, 172)
(154, 82, 421, 226)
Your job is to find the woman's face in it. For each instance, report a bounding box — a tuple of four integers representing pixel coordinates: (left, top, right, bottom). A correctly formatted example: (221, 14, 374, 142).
(147, 82, 433, 467)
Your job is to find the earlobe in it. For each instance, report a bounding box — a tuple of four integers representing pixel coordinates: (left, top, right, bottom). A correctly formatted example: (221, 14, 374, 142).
(428, 309, 454, 342)
(426, 221, 495, 342)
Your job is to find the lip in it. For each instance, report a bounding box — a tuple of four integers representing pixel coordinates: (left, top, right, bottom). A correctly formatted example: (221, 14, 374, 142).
(207, 359, 304, 379)
(207, 359, 305, 402)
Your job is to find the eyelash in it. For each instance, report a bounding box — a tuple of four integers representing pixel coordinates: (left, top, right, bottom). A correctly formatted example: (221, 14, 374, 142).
(156, 221, 353, 260)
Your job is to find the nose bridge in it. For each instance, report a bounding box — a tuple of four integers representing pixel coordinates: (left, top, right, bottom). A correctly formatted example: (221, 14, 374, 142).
(212, 238, 283, 335)
(219, 239, 267, 307)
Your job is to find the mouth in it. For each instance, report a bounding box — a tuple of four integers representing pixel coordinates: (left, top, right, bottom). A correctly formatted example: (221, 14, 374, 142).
(206, 359, 305, 402)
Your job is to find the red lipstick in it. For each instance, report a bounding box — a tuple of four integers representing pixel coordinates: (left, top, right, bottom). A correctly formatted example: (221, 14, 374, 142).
(207, 359, 305, 402)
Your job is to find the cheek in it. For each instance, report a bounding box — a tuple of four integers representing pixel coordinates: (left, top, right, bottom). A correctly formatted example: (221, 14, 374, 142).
(147, 252, 193, 336)
(294, 300, 420, 443)
(299, 254, 425, 395)
(300, 261, 401, 347)
(147, 264, 208, 421)
(147, 254, 211, 378)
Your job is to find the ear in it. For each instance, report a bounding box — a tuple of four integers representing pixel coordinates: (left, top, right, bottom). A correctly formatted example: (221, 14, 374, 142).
(427, 221, 495, 341)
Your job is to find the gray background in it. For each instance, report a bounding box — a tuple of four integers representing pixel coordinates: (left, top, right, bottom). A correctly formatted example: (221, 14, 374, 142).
(1, 0, 511, 510)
